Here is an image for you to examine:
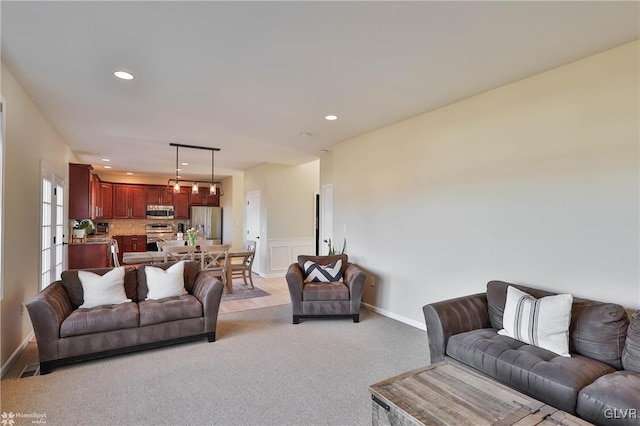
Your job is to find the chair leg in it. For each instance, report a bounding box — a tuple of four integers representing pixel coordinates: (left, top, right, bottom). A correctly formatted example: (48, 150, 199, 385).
(242, 271, 249, 286)
(293, 315, 300, 324)
(352, 314, 360, 323)
(247, 271, 254, 288)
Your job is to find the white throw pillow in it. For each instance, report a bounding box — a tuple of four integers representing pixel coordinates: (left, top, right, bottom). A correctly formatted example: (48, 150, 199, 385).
(145, 261, 187, 300)
(78, 267, 131, 309)
(498, 286, 573, 357)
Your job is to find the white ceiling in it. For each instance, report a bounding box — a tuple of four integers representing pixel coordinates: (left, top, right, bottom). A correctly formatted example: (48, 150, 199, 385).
(2, 1, 638, 181)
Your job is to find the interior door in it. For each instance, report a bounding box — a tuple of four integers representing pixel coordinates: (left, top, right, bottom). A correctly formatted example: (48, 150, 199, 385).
(41, 164, 66, 289)
(246, 191, 261, 275)
(321, 184, 333, 255)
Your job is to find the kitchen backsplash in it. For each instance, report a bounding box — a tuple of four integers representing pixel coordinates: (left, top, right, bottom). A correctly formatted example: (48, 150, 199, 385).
(100, 219, 189, 238)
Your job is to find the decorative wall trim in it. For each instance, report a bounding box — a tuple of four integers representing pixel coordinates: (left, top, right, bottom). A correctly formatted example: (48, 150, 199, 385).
(264, 238, 315, 278)
(361, 303, 426, 330)
(1, 331, 34, 378)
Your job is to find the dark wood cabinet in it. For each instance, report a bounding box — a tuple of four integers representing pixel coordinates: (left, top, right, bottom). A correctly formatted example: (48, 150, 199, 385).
(146, 186, 174, 206)
(190, 190, 220, 206)
(69, 164, 92, 219)
(91, 178, 112, 219)
(68, 243, 110, 269)
(113, 184, 146, 218)
(119, 235, 147, 253)
(174, 187, 190, 219)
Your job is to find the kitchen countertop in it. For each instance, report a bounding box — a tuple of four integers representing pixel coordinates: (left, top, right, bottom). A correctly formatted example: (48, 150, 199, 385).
(69, 237, 110, 245)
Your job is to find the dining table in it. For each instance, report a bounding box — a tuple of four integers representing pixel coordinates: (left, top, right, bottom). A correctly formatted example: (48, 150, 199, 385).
(122, 247, 256, 295)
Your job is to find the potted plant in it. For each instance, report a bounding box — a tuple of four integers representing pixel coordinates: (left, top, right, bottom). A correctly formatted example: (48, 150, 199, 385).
(327, 238, 346, 255)
(72, 219, 95, 239)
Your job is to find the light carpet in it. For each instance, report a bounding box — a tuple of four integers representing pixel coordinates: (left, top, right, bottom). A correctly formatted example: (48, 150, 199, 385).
(1, 305, 429, 426)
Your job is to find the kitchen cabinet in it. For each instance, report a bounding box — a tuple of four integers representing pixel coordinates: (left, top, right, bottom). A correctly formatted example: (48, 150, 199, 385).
(68, 243, 110, 269)
(113, 184, 146, 218)
(190, 190, 219, 206)
(118, 235, 147, 253)
(174, 187, 190, 219)
(91, 177, 112, 219)
(69, 163, 93, 219)
(146, 185, 174, 206)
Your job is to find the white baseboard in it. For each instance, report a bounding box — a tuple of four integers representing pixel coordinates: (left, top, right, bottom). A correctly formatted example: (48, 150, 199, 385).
(1, 331, 34, 378)
(362, 303, 426, 330)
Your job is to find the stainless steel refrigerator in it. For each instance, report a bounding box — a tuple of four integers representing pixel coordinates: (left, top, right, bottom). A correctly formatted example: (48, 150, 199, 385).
(190, 206, 223, 242)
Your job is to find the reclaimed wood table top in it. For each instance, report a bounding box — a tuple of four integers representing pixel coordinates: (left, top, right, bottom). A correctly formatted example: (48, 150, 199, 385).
(369, 361, 592, 426)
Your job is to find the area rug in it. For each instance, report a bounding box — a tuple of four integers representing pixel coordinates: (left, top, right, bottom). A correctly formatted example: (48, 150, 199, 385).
(222, 284, 270, 301)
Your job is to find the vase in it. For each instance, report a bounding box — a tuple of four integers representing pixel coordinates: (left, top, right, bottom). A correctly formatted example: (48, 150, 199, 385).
(187, 233, 196, 246)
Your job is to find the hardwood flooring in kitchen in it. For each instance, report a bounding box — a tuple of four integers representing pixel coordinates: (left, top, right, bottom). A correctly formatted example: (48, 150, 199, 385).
(218, 274, 291, 314)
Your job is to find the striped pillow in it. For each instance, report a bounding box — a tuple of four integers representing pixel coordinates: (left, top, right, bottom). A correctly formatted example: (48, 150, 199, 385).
(303, 259, 343, 283)
(498, 286, 573, 357)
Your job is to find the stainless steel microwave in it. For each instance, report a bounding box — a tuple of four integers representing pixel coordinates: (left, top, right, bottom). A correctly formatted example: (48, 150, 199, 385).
(146, 205, 174, 219)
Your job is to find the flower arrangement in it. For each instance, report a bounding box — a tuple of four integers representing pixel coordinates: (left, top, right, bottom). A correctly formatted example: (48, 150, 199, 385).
(186, 227, 197, 246)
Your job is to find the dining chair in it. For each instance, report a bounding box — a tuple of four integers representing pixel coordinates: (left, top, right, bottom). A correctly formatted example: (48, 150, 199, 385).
(195, 239, 216, 248)
(162, 245, 198, 262)
(200, 247, 229, 292)
(157, 240, 186, 251)
(230, 241, 256, 288)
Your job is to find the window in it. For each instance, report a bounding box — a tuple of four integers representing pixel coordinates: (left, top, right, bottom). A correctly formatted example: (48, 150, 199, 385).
(41, 164, 65, 289)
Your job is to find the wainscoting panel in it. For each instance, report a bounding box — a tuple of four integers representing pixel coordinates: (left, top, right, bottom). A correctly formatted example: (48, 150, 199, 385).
(264, 238, 315, 278)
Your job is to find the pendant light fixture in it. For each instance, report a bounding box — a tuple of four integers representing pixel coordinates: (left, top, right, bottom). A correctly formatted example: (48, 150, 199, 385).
(169, 143, 221, 196)
(173, 145, 180, 193)
(210, 149, 217, 195)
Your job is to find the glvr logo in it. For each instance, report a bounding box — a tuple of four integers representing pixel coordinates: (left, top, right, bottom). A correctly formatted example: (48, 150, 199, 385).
(604, 408, 638, 419)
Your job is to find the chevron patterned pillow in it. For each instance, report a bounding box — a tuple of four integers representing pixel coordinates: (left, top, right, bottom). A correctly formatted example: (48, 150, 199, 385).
(303, 259, 343, 283)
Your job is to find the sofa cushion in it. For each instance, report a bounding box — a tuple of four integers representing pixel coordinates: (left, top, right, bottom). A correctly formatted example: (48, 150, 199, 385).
(303, 282, 350, 301)
(303, 259, 343, 282)
(62, 267, 138, 308)
(60, 302, 139, 337)
(78, 267, 131, 309)
(138, 295, 203, 327)
(622, 310, 640, 372)
(136, 261, 200, 300)
(499, 286, 572, 357)
(487, 280, 629, 368)
(144, 261, 187, 300)
(298, 255, 348, 277)
(446, 328, 615, 414)
(577, 371, 640, 425)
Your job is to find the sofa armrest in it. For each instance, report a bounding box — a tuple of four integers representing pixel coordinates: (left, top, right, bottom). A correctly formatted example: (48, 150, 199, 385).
(192, 272, 224, 334)
(344, 263, 366, 313)
(285, 264, 304, 315)
(25, 281, 73, 362)
(422, 292, 490, 363)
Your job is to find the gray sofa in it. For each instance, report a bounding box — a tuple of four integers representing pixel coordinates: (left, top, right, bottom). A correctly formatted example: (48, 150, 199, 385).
(423, 281, 640, 425)
(27, 261, 223, 374)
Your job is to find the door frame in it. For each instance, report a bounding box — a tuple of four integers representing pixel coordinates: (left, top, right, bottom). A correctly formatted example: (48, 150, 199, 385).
(246, 190, 262, 275)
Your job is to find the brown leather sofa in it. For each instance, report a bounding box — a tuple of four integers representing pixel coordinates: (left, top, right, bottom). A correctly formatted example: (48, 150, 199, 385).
(423, 281, 640, 425)
(286, 254, 366, 324)
(27, 261, 223, 374)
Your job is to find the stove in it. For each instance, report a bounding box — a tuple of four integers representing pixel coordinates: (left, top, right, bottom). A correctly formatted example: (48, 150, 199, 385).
(145, 224, 175, 251)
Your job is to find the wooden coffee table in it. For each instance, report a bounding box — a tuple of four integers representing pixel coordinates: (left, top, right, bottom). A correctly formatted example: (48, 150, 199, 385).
(369, 361, 592, 426)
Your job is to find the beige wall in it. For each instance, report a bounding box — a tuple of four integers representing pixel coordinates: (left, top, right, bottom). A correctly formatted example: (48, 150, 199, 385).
(330, 41, 640, 327)
(1, 64, 77, 368)
(220, 175, 245, 248)
(244, 161, 319, 275)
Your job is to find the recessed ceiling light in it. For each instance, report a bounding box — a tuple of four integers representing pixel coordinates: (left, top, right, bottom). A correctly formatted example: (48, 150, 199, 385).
(104, 165, 112, 169)
(320, 149, 329, 153)
(126, 172, 133, 175)
(101, 158, 110, 162)
(324, 115, 338, 121)
(176, 168, 182, 172)
(176, 175, 182, 179)
(114, 70, 134, 80)
(301, 132, 313, 138)
(181, 162, 189, 166)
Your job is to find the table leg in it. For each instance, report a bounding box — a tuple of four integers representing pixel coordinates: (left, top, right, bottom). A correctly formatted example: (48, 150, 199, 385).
(226, 266, 233, 294)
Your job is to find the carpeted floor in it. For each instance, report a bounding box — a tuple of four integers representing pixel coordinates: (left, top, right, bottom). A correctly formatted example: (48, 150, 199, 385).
(1, 305, 429, 425)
